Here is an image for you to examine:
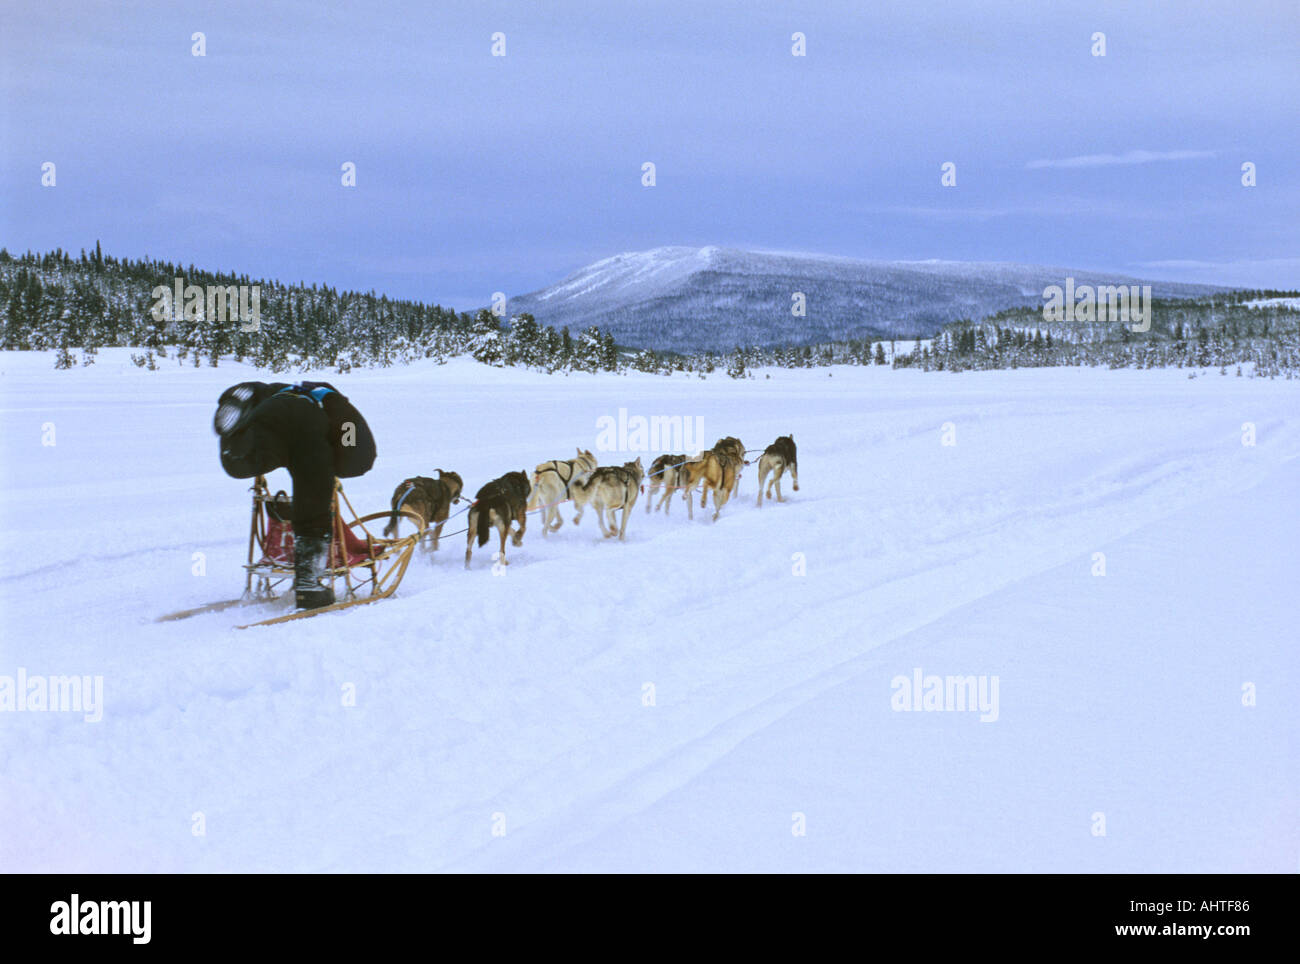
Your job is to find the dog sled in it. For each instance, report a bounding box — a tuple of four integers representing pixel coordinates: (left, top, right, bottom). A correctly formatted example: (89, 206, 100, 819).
(157, 476, 426, 628)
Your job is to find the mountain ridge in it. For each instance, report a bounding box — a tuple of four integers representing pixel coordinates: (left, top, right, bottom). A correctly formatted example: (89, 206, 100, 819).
(506, 246, 1225, 353)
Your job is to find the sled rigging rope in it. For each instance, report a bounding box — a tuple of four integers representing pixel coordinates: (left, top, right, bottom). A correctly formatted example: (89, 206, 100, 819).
(435, 493, 574, 541)
(403, 450, 762, 542)
(646, 458, 689, 480)
(646, 449, 757, 483)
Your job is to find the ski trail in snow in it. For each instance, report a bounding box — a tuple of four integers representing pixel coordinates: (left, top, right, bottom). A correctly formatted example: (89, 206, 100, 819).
(1, 351, 1297, 871)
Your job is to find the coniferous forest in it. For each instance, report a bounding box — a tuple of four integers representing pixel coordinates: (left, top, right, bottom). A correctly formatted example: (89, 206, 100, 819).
(2, 244, 1297, 379)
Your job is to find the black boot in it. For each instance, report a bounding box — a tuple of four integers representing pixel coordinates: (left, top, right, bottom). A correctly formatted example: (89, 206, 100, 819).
(293, 533, 335, 610)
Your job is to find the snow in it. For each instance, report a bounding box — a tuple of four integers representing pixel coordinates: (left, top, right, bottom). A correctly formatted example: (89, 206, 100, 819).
(535, 246, 717, 302)
(1, 349, 1296, 871)
(507, 246, 1224, 352)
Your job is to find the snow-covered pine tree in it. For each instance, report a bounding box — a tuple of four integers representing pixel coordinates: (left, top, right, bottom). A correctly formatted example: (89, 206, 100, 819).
(726, 346, 747, 379)
(470, 308, 503, 366)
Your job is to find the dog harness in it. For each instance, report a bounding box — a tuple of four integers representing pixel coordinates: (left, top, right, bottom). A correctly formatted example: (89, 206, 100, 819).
(393, 481, 419, 514)
(606, 465, 640, 498)
(541, 461, 576, 497)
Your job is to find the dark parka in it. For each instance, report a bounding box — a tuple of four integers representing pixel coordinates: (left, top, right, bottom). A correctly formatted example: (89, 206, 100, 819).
(215, 381, 376, 540)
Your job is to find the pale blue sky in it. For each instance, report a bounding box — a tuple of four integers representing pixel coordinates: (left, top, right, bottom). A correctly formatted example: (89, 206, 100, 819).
(3, 0, 1297, 307)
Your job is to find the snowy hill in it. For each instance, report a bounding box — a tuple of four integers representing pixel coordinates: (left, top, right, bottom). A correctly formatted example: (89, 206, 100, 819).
(1, 349, 1296, 871)
(505, 246, 1223, 352)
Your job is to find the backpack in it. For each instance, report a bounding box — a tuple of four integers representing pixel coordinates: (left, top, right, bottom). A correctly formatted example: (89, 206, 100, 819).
(280, 382, 377, 478)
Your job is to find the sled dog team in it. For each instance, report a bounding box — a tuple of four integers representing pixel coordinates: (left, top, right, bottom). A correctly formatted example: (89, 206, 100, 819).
(383, 435, 799, 570)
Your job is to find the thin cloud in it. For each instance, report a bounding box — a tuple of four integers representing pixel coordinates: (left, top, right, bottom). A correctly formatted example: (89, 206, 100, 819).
(1026, 149, 1216, 170)
(1136, 257, 1300, 273)
(1131, 258, 1300, 288)
(857, 197, 1169, 220)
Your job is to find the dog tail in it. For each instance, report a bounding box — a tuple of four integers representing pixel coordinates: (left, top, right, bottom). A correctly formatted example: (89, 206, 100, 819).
(475, 501, 492, 547)
(385, 480, 417, 538)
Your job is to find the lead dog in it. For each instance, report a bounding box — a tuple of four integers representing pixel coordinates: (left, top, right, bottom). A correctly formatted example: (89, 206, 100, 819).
(465, 470, 530, 569)
(528, 448, 598, 537)
(756, 435, 798, 506)
(384, 470, 464, 549)
(571, 458, 644, 540)
(645, 453, 690, 515)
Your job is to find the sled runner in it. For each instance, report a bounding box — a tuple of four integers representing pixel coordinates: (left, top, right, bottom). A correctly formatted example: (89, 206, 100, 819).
(157, 476, 425, 628)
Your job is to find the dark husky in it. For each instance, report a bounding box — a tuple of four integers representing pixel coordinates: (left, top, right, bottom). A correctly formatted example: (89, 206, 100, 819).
(383, 470, 464, 549)
(465, 470, 531, 569)
(756, 435, 799, 506)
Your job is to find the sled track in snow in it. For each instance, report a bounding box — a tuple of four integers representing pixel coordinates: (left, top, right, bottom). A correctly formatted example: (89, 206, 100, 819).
(1, 536, 248, 586)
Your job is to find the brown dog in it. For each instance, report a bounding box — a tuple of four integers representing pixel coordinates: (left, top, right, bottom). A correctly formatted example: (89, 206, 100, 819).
(680, 449, 739, 521)
(384, 470, 464, 550)
(680, 436, 746, 516)
(465, 470, 531, 569)
(712, 436, 746, 485)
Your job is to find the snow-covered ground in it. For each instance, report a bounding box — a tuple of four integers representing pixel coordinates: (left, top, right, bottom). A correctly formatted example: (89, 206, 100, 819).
(1, 350, 1295, 872)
